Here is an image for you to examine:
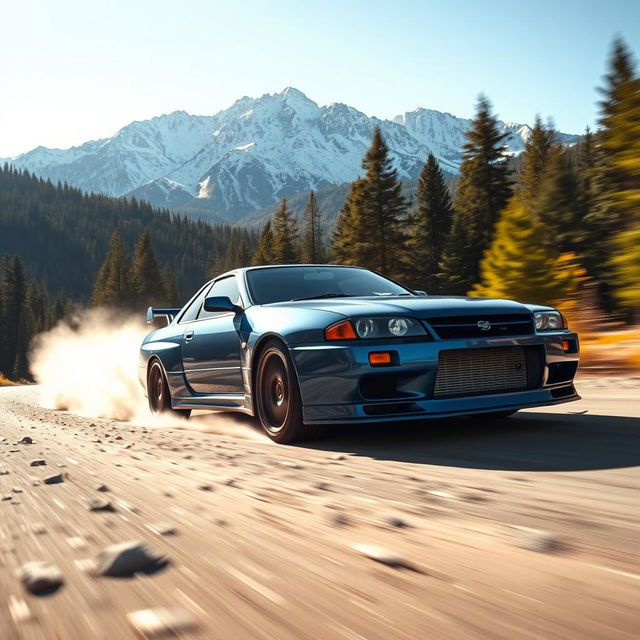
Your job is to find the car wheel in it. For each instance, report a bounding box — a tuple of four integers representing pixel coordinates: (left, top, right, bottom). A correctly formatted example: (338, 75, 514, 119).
(255, 341, 324, 444)
(475, 410, 519, 419)
(147, 360, 191, 419)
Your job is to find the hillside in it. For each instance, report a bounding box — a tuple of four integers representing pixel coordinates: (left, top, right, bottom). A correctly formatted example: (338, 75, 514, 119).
(0, 165, 255, 302)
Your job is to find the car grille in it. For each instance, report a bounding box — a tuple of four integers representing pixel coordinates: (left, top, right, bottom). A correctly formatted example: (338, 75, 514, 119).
(426, 314, 534, 339)
(434, 347, 528, 398)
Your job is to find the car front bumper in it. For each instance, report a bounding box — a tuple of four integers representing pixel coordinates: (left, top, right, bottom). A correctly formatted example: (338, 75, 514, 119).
(289, 332, 580, 424)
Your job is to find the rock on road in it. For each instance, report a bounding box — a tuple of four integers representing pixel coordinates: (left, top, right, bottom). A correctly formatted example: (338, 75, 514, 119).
(0, 379, 639, 639)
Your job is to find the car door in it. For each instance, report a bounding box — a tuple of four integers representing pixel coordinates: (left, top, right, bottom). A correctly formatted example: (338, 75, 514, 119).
(180, 275, 244, 395)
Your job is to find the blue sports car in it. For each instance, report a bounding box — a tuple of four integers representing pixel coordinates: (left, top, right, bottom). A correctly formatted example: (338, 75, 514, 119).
(140, 264, 580, 443)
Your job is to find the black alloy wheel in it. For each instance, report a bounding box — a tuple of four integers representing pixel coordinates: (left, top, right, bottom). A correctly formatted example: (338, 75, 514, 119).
(255, 340, 324, 444)
(147, 360, 191, 419)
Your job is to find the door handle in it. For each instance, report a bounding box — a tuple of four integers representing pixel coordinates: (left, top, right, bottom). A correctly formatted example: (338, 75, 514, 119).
(184, 331, 194, 342)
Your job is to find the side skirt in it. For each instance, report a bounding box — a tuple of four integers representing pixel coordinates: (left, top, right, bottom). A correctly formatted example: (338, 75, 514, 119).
(172, 393, 255, 415)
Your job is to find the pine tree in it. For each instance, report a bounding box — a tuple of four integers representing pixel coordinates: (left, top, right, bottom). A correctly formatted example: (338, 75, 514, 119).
(472, 197, 579, 306)
(357, 127, 408, 276)
(162, 267, 179, 306)
(406, 154, 452, 292)
(0, 254, 68, 381)
(591, 38, 640, 315)
(91, 230, 132, 307)
(607, 65, 640, 320)
(271, 199, 299, 263)
(252, 220, 275, 265)
(447, 96, 512, 290)
(216, 236, 237, 275)
(534, 147, 583, 252)
(332, 180, 364, 265)
(331, 128, 408, 277)
(130, 230, 167, 308)
(518, 116, 555, 203)
(593, 38, 639, 225)
(301, 191, 323, 263)
(599, 38, 637, 158)
(578, 126, 597, 199)
(12, 309, 31, 381)
(0, 256, 26, 376)
(437, 210, 475, 295)
(236, 237, 250, 267)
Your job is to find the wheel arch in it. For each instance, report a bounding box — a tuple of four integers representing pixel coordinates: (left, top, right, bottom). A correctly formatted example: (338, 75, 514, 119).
(249, 333, 294, 399)
(146, 355, 167, 387)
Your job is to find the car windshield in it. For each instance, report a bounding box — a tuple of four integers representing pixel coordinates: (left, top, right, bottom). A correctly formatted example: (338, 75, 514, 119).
(246, 266, 413, 305)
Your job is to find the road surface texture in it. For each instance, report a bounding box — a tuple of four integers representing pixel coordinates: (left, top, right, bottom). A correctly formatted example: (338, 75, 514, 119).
(1, 377, 639, 639)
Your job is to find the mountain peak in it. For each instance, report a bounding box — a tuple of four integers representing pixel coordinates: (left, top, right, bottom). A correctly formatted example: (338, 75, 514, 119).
(255, 87, 320, 119)
(4, 90, 581, 223)
(279, 86, 313, 101)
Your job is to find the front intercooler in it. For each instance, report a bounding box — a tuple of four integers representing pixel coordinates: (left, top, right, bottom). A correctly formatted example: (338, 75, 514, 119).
(434, 346, 529, 398)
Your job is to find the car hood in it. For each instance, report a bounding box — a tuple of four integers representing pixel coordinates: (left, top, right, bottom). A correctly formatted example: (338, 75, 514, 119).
(265, 296, 536, 318)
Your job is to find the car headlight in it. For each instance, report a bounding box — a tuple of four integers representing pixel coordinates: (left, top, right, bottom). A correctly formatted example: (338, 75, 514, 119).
(355, 318, 375, 338)
(325, 318, 426, 341)
(352, 317, 426, 339)
(534, 310, 566, 331)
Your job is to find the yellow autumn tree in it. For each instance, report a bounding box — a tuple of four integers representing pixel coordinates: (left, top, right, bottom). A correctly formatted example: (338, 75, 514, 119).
(471, 197, 581, 306)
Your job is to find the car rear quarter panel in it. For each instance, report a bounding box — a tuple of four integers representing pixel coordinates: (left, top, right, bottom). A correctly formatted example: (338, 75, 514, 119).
(138, 325, 184, 392)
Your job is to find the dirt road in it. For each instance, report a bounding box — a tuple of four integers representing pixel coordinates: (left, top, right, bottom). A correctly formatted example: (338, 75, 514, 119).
(1, 379, 639, 639)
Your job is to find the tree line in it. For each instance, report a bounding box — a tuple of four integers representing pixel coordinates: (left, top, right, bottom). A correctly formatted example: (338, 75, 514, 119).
(0, 164, 257, 302)
(249, 37, 639, 322)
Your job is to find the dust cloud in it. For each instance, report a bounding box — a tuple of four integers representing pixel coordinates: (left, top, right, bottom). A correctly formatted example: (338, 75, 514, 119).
(30, 309, 265, 440)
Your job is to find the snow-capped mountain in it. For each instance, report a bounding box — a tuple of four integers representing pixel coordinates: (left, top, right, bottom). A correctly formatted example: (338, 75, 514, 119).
(3, 88, 580, 221)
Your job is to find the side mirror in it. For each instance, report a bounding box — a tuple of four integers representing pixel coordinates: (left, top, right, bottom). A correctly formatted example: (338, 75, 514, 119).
(203, 296, 241, 313)
(413, 290, 428, 297)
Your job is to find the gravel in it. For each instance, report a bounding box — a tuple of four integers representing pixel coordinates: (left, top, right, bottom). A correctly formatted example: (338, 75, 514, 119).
(353, 544, 422, 571)
(19, 561, 63, 594)
(43, 473, 65, 485)
(514, 529, 566, 553)
(126, 607, 198, 637)
(95, 540, 167, 577)
(88, 497, 115, 512)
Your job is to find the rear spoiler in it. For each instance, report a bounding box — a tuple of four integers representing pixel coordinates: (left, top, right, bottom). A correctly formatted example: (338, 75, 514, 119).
(146, 307, 181, 325)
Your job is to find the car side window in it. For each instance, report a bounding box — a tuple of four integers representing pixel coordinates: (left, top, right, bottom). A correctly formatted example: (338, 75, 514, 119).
(197, 276, 242, 320)
(179, 284, 211, 324)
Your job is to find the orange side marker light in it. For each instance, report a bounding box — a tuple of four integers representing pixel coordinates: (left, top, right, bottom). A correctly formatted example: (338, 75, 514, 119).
(369, 352, 392, 366)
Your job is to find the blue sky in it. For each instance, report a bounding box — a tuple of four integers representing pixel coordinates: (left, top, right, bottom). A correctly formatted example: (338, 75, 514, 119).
(1, 0, 638, 156)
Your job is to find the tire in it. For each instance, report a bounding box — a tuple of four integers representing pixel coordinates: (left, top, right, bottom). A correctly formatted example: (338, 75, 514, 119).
(475, 410, 519, 419)
(255, 340, 325, 444)
(147, 360, 191, 419)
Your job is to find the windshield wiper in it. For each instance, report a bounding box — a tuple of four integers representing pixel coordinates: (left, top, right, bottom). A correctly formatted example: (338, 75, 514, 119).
(290, 293, 357, 302)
